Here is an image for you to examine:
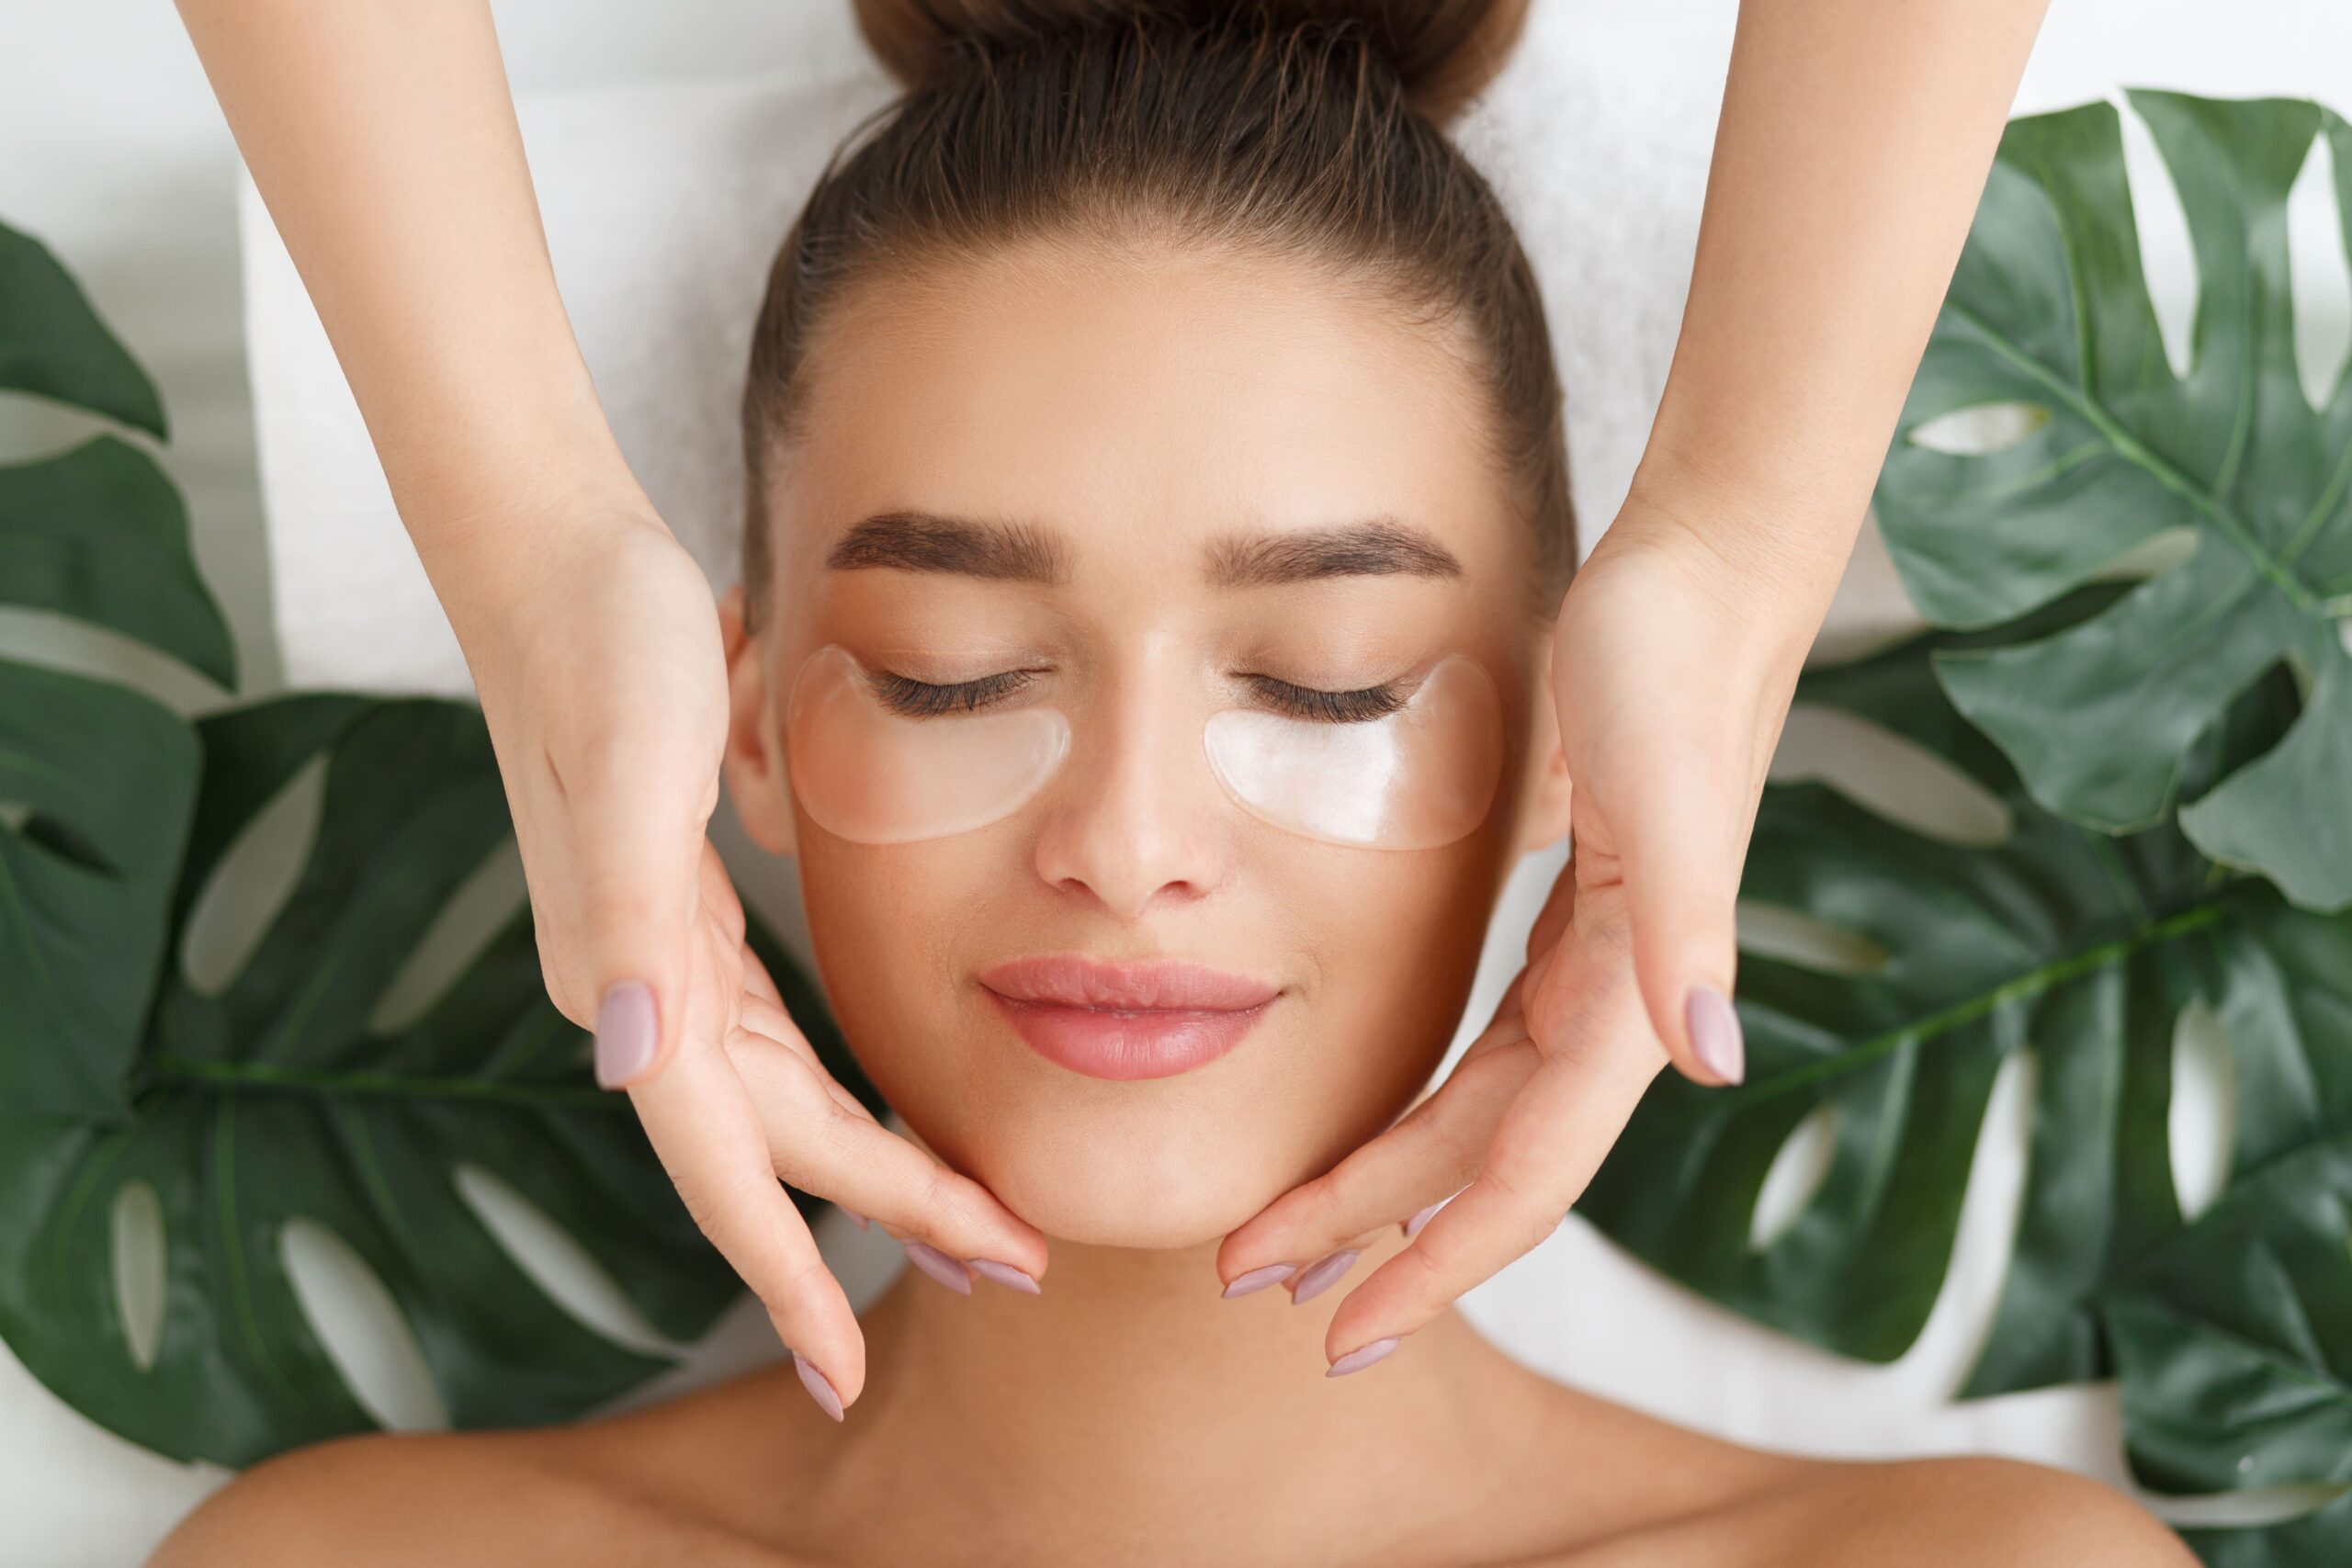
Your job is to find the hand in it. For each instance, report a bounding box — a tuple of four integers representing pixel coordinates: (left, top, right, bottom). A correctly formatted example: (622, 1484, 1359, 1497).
(448, 502, 1044, 1415)
(639, 840, 1047, 1416)
(1215, 487, 1822, 1371)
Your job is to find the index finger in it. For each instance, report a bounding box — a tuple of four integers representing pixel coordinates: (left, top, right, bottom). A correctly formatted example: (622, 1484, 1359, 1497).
(627, 916, 867, 1408)
(1317, 1006, 1663, 1371)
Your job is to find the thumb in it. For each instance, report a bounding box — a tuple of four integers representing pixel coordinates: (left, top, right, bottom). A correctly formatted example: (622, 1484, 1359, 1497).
(1611, 742, 1747, 1088)
(582, 776, 713, 1090)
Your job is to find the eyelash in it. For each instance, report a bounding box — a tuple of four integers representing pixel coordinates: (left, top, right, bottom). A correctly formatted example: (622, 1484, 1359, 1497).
(867, 671, 1409, 723)
(868, 669, 1038, 716)
(1243, 675, 1409, 723)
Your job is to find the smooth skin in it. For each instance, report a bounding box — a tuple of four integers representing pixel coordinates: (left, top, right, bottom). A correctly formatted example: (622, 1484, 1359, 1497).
(155, 1291, 2193, 1567)
(153, 234, 2189, 1568)
(172, 0, 2052, 1404)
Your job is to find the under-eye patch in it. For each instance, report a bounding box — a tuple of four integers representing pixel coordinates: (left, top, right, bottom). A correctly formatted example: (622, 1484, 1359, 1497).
(784, 645, 1072, 844)
(1203, 655, 1504, 849)
(783, 646, 1503, 850)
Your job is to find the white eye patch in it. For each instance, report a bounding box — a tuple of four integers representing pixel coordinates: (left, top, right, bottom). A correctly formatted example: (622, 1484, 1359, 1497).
(784, 645, 1071, 844)
(1204, 656, 1504, 849)
(782, 646, 1503, 849)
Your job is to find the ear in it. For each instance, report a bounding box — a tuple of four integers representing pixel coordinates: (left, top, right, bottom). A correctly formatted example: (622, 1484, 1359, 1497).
(720, 582, 798, 858)
(1514, 640, 1574, 855)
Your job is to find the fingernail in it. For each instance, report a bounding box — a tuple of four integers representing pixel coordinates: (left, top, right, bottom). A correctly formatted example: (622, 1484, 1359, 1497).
(1221, 1262, 1297, 1299)
(968, 1258, 1041, 1294)
(1686, 986, 1746, 1085)
(901, 1238, 973, 1294)
(1326, 1337, 1400, 1378)
(1401, 1201, 1442, 1240)
(837, 1204, 870, 1230)
(594, 981, 658, 1088)
(793, 1352, 844, 1421)
(1289, 1248, 1361, 1305)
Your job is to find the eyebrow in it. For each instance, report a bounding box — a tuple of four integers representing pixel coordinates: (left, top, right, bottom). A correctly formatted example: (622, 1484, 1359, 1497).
(824, 510, 1464, 588)
(826, 511, 1069, 582)
(1204, 520, 1464, 587)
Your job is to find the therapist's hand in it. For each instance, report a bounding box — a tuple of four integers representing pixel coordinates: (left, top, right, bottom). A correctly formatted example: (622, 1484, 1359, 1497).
(456, 505, 1045, 1413)
(1216, 484, 1817, 1371)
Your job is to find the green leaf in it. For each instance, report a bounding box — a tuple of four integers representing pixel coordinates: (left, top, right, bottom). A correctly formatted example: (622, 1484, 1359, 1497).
(1579, 616, 2352, 1406)
(0, 659, 198, 1122)
(0, 436, 237, 686)
(0, 697, 743, 1466)
(2101, 1132, 2352, 1568)
(0, 220, 166, 437)
(1873, 93, 2352, 911)
(2101, 1134, 2352, 1496)
(2180, 1495, 2352, 1568)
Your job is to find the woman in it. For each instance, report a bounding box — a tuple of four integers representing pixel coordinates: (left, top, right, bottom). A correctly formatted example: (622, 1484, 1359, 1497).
(155, 8, 2188, 1562)
(170, 0, 2055, 1380)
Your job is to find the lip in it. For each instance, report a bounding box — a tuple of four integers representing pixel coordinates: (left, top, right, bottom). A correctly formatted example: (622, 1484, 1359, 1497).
(978, 955, 1281, 1081)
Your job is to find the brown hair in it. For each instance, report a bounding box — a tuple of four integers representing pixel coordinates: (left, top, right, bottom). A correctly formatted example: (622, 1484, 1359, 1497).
(740, 0, 1572, 618)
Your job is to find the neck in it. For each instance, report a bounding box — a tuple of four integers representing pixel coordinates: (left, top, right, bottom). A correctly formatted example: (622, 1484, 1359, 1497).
(805, 1224, 1537, 1562)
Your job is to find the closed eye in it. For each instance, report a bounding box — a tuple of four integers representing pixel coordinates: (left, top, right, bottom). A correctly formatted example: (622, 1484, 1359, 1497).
(1245, 675, 1409, 723)
(868, 669, 1039, 716)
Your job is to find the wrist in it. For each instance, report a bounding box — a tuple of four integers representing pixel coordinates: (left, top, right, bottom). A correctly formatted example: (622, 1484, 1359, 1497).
(1608, 457, 1865, 665)
(408, 461, 671, 648)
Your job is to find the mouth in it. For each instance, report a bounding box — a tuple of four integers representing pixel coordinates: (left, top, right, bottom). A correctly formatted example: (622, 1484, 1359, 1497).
(977, 954, 1282, 1081)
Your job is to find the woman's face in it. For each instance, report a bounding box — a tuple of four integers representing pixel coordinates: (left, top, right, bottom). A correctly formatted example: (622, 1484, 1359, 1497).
(726, 235, 1571, 1247)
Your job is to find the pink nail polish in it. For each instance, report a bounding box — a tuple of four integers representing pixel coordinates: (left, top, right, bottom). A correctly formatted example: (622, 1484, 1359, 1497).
(1327, 1337, 1399, 1378)
(1289, 1248, 1360, 1305)
(968, 1258, 1041, 1293)
(1401, 1201, 1442, 1240)
(1686, 986, 1746, 1085)
(1221, 1262, 1297, 1299)
(794, 1353, 844, 1421)
(593, 981, 658, 1088)
(902, 1238, 973, 1294)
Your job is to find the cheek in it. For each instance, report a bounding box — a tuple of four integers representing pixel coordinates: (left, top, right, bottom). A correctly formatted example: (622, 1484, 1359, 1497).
(1275, 834, 1515, 1156)
(792, 830, 1007, 1134)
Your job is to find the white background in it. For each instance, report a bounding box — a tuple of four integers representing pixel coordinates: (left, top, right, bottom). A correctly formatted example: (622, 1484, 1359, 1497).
(3, 3, 2348, 1564)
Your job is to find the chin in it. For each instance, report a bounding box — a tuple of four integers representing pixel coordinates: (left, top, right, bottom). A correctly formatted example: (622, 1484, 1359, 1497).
(918, 1102, 1305, 1250)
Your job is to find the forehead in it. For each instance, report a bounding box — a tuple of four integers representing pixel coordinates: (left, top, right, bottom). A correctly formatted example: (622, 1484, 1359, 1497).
(764, 234, 1520, 585)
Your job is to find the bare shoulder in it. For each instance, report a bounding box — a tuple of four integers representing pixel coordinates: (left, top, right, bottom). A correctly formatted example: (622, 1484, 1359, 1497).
(1642, 1454, 2196, 1568)
(147, 1428, 564, 1568)
(145, 1403, 797, 1568)
(1490, 1375, 2188, 1568)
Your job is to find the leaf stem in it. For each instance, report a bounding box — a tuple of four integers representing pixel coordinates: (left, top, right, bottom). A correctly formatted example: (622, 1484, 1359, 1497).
(141, 1053, 623, 1112)
(1944, 300, 2326, 616)
(1738, 896, 2237, 1102)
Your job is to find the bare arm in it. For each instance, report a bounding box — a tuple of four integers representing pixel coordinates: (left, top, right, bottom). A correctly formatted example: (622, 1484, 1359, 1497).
(173, 0, 638, 590)
(1603, 0, 2055, 1077)
(1638, 0, 2054, 643)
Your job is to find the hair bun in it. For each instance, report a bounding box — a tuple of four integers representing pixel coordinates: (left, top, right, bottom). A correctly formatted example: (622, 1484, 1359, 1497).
(853, 0, 1530, 124)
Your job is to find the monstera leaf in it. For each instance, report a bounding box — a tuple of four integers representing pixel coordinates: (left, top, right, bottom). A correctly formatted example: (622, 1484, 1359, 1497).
(0, 219, 218, 1122)
(0, 218, 850, 1465)
(1874, 93, 2352, 912)
(0, 219, 165, 437)
(2107, 1134, 2352, 1567)
(0, 696, 748, 1465)
(1580, 615, 2350, 1556)
(1582, 609, 2348, 1386)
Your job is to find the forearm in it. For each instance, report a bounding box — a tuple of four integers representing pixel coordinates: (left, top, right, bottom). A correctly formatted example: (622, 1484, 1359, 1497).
(1632, 0, 2051, 636)
(175, 0, 644, 611)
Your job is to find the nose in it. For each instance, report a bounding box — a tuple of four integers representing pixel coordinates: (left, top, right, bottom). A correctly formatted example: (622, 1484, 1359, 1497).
(1031, 674, 1229, 921)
